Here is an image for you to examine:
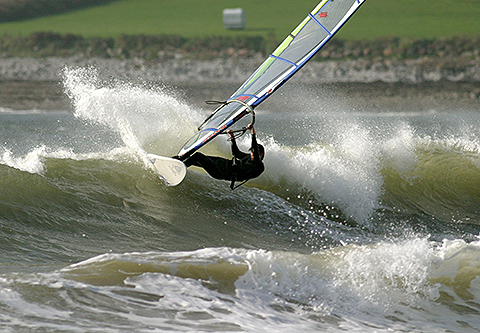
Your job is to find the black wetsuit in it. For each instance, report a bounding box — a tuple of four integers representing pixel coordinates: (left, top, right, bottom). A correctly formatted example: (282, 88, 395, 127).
(184, 134, 264, 183)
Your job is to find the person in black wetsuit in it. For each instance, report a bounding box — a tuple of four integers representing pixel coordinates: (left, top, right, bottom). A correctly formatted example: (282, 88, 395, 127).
(184, 123, 265, 188)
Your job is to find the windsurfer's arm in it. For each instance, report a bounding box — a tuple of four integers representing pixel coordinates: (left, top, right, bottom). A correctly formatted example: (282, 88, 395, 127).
(247, 124, 261, 161)
(227, 130, 242, 157)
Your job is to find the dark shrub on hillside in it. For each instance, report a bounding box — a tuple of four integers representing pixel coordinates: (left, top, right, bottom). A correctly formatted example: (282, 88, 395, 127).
(25, 32, 84, 49)
(185, 36, 265, 53)
(116, 34, 188, 58)
(315, 36, 480, 61)
(0, 0, 118, 22)
(1, 32, 478, 62)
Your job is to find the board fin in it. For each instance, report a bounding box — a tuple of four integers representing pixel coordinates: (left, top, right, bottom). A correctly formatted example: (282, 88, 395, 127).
(147, 154, 187, 186)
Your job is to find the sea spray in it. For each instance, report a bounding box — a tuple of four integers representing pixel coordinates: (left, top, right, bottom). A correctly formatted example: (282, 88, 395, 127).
(59, 65, 480, 226)
(62, 66, 202, 163)
(260, 116, 386, 224)
(59, 66, 394, 225)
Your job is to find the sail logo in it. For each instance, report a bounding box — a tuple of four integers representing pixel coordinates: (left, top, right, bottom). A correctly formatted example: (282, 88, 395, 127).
(169, 164, 183, 176)
(319, 12, 328, 18)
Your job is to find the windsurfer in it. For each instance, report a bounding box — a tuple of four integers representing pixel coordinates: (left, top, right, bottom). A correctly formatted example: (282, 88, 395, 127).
(183, 124, 265, 188)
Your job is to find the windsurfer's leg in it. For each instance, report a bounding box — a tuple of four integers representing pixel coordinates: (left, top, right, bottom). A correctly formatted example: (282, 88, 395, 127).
(184, 153, 230, 180)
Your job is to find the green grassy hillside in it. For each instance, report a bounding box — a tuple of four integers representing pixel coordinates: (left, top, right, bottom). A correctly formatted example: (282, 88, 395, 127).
(0, 0, 479, 40)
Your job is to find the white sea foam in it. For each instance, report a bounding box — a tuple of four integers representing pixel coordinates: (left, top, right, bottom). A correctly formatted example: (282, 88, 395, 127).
(54, 237, 480, 331)
(0, 145, 132, 174)
(1, 146, 49, 174)
(1, 240, 478, 332)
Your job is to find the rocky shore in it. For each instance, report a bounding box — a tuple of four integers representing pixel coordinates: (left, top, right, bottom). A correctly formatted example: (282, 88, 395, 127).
(1, 56, 479, 111)
(1, 55, 480, 83)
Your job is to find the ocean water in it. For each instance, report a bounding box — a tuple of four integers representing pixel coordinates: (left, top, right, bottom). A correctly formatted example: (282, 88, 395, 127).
(1, 66, 480, 332)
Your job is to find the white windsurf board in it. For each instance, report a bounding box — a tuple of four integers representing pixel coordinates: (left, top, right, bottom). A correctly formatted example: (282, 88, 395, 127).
(147, 154, 187, 186)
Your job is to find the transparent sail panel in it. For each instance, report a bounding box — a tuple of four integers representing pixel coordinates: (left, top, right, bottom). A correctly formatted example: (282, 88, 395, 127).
(279, 17, 329, 64)
(200, 103, 244, 131)
(234, 58, 295, 100)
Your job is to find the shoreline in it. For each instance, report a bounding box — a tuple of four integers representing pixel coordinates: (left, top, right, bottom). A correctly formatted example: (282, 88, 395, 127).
(1, 80, 478, 112)
(1, 56, 479, 111)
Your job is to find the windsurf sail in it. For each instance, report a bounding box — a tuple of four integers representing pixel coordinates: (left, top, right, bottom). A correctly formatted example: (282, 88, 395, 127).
(178, 0, 366, 160)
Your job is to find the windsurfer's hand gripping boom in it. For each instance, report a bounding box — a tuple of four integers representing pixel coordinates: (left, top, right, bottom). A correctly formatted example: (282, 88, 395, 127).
(246, 123, 255, 135)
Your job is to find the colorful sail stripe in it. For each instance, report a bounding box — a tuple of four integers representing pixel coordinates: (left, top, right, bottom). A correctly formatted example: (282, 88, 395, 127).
(309, 13, 332, 36)
(270, 54, 298, 67)
(230, 94, 257, 102)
